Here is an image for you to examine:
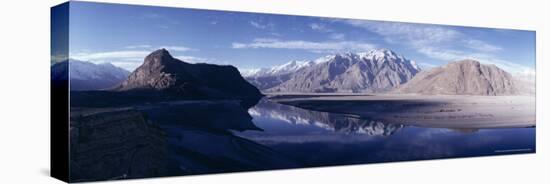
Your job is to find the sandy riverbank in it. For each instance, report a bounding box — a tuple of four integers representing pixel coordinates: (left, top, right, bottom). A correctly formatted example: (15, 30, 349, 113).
(269, 94, 535, 129)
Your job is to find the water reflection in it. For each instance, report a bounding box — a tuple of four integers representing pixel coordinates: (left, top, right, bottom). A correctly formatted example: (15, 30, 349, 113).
(235, 99, 535, 166)
(248, 99, 404, 136)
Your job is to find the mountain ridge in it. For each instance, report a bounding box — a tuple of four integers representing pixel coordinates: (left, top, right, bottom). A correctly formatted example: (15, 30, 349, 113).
(265, 49, 420, 93)
(397, 59, 519, 95)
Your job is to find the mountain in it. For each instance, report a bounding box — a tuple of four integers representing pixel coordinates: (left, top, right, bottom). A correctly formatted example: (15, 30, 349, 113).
(51, 59, 130, 91)
(115, 49, 262, 100)
(242, 60, 315, 90)
(242, 60, 315, 77)
(266, 49, 420, 93)
(397, 59, 519, 95)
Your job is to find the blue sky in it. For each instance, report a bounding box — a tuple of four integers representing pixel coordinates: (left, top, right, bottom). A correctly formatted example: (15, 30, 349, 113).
(57, 1, 535, 75)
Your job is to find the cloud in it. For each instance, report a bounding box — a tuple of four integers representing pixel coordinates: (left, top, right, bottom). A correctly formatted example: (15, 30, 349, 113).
(173, 55, 211, 63)
(51, 54, 68, 64)
(249, 21, 274, 29)
(159, 46, 196, 52)
(342, 20, 501, 53)
(71, 51, 151, 62)
(344, 20, 460, 47)
(232, 38, 375, 53)
(309, 23, 333, 32)
(329, 33, 346, 40)
(69, 45, 199, 71)
(124, 44, 152, 49)
(109, 61, 142, 72)
(124, 45, 194, 52)
(417, 47, 532, 73)
(340, 20, 526, 73)
(463, 39, 502, 52)
(139, 13, 180, 25)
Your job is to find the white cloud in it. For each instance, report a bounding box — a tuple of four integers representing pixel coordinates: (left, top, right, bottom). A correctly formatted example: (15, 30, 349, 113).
(232, 38, 375, 53)
(249, 21, 274, 29)
(329, 33, 346, 40)
(109, 61, 142, 72)
(124, 44, 152, 49)
(71, 51, 150, 62)
(51, 54, 68, 63)
(173, 55, 211, 63)
(463, 39, 502, 52)
(344, 20, 460, 47)
(342, 20, 501, 53)
(159, 46, 196, 52)
(69, 45, 199, 71)
(340, 20, 527, 73)
(124, 45, 195, 52)
(417, 47, 532, 74)
(309, 23, 333, 32)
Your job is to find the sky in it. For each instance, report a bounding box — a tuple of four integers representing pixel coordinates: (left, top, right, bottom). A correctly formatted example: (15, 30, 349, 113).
(54, 1, 536, 75)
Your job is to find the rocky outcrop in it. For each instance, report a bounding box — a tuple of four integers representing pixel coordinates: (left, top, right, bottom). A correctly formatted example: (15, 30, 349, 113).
(397, 59, 519, 95)
(115, 49, 262, 100)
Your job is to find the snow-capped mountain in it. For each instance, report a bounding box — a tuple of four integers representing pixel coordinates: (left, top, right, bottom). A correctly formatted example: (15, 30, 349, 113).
(51, 59, 130, 91)
(266, 49, 421, 93)
(242, 60, 315, 90)
(358, 49, 420, 70)
(241, 60, 315, 77)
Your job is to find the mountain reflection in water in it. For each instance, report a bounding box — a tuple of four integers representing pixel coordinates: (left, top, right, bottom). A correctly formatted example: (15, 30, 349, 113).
(248, 99, 404, 136)
(234, 99, 535, 166)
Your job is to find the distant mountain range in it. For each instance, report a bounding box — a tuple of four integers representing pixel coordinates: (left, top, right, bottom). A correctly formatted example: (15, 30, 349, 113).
(51, 59, 130, 91)
(244, 49, 421, 93)
(55, 48, 531, 97)
(397, 59, 519, 95)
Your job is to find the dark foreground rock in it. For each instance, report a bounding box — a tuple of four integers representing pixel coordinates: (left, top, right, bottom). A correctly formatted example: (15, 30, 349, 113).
(69, 108, 173, 182)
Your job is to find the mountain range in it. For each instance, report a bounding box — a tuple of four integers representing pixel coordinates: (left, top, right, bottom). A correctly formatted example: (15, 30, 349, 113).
(245, 49, 421, 93)
(51, 59, 130, 91)
(59, 48, 530, 98)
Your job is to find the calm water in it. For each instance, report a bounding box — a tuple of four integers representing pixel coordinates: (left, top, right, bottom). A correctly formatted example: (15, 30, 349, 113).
(69, 97, 536, 181)
(234, 99, 536, 166)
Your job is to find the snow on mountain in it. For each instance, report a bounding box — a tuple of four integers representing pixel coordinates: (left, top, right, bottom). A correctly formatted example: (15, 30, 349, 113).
(51, 59, 131, 91)
(241, 60, 314, 78)
(241, 60, 315, 90)
(266, 48, 421, 93)
(69, 59, 129, 81)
